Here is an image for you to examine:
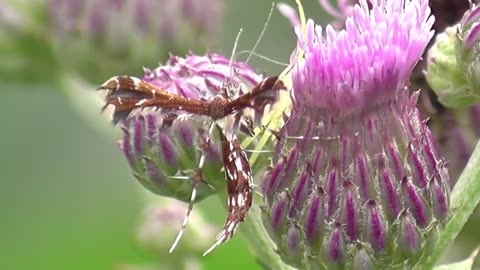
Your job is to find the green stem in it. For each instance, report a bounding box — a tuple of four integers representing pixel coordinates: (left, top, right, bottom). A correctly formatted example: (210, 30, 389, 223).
(415, 141, 480, 269)
(217, 194, 296, 270)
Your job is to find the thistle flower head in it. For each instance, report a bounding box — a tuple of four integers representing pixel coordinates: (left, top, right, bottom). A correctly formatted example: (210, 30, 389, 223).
(113, 52, 266, 203)
(262, 1, 450, 269)
(292, 0, 434, 114)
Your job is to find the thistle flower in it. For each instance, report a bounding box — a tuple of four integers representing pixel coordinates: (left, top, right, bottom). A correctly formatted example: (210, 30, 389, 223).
(112, 52, 266, 203)
(300, 0, 479, 182)
(262, 1, 450, 269)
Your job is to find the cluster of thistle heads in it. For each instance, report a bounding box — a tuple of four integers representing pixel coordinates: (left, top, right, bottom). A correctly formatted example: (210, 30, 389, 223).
(91, 0, 480, 269)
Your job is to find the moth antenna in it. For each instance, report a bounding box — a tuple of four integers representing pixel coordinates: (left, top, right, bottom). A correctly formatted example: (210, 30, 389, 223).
(228, 28, 243, 79)
(245, 2, 275, 64)
(169, 123, 217, 253)
(236, 50, 289, 67)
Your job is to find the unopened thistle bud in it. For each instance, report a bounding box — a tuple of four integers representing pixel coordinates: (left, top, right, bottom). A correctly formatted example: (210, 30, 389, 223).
(262, 1, 450, 269)
(426, 2, 480, 108)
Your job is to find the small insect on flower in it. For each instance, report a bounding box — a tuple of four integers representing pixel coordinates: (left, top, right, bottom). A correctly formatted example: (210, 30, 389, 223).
(98, 59, 285, 254)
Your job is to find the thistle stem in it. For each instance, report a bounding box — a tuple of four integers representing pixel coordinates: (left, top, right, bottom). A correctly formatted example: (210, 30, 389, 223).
(216, 193, 296, 270)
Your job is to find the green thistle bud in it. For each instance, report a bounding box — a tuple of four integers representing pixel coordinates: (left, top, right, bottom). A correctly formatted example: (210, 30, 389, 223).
(426, 3, 480, 108)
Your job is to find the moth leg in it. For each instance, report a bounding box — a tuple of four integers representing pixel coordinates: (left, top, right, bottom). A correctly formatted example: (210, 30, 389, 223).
(169, 122, 216, 253)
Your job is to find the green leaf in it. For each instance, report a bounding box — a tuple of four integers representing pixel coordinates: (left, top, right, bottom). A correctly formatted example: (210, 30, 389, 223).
(433, 248, 480, 270)
(415, 142, 480, 269)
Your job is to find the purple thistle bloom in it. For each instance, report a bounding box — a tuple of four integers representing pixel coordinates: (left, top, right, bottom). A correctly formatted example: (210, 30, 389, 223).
(263, 0, 450, 268)
(116, 52, 266, 203)
(307, 0, 480, 183)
